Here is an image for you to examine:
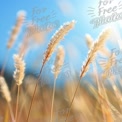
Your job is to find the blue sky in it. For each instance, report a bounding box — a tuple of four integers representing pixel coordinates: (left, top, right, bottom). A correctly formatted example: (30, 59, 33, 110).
(0, 0, 122, 86)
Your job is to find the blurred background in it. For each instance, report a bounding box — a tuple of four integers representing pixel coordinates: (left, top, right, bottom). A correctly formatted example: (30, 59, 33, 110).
(0, 0, 122, 86)
(1, 0, 122, 122)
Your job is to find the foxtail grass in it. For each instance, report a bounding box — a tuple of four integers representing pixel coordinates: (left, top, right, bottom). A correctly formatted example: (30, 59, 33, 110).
(50, 45, 65, 122)
(26, 20, 76, 122)
(0, 76, 15, 122)
(65, 28, 111, 122)
(13, 54, 25, 122)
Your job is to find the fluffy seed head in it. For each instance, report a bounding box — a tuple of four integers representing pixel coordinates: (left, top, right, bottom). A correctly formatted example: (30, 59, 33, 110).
(13, 54, 25, 85)
(52, 45, 65, 78)
(80, 28, 111, 78)
(0, 76, 11, 102)
(7, 10, 26, 49)
(101, 54, 116, 79)
(42, 20, 76, 65)
(85, 34, 94, 49)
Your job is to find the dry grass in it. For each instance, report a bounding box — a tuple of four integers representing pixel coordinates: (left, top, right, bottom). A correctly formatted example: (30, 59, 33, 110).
(26, 20, 76, 122)
(13, 54, 25, 86)
(64, 28, 111, 122)
(42, 20, 76, 66)
(0, 76, 11, 102)
(7, 11, 26, 49)
(50, 45, 65, 122)
(13, 54, 25, 122)
(1, 10, 122, 122)
(80, 28, 111, 78)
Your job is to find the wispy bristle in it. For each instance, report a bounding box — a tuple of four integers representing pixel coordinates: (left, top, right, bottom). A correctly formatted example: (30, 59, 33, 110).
(85, 34, 94, 49)
(80, 28, 111, 78)
(0, 76, 11, 102)
(52, 45, 65, 78)
(13, 54, 25, 85)
(7, 10, 26, 49)
(42, 20, 76, 65)
(85, 34, 111, 57)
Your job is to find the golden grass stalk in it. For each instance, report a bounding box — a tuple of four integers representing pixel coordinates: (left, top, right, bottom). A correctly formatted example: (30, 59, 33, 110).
(85, 34, 111, 57)
(100, 54, 122, 112)
(52, 45, 65, 78)
(100, 54, 116, 79)
(98, 92, 114, 122)
(85, 34, 110, 121)
(4, 106, 9, 122)
(65, 28, 111, 122)
(98, 56, 121, 121)
(0, 76, 15, 122)
(85, 34, 101, 91)
(7, 11, 26, 49)
(17, 76, 40, 121)
(101, 80, 122, 121)
(100, 80, 114, 122)
(13, 54, 25, 122)
(13, 54, 25, 85)
(85, 34, 94, 49)
(91, 84, 122, 121)
(85, 34, 118, 121)
(1, 11, 26, 76)
(42, 20, 76, 66)
(0, 76, 11, 103)
(26, 20, 76, 122)
(66, 81, 94, 121)
(92, 62, 105, 120)
(50, 45, 65, 122)
(80, 28, 111, 78)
